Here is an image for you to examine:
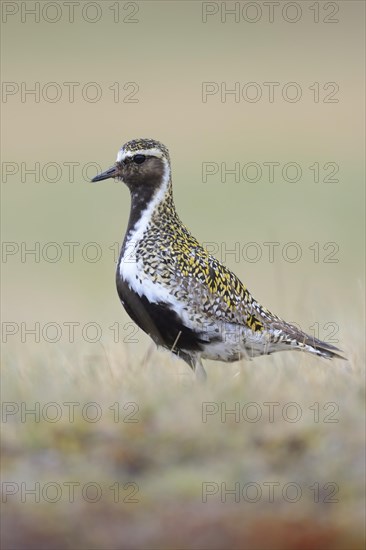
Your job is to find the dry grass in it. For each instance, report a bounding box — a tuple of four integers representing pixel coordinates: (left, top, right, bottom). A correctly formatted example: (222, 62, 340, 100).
(1, 324, 365, 550)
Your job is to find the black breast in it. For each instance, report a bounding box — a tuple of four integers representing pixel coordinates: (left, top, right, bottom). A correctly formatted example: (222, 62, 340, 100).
(116, 277, 207, 354)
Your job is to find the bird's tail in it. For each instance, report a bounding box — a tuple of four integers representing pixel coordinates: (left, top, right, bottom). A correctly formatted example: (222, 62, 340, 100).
(270, 319, 347, 360)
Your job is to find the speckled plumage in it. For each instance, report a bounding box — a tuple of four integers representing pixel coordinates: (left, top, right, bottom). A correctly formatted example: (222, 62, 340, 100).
(92, 138, 345, 378)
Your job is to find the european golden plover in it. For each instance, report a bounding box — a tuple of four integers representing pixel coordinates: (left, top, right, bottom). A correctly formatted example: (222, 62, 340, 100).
(92, 138, 345, 379)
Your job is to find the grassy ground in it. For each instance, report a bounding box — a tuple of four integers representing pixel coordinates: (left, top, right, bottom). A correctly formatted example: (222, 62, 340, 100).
(1, 325, 365, 550)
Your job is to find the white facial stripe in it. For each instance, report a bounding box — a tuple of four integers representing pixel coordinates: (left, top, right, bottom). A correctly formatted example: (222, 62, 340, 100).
(116, 148, 165, 163)
(118, 158, 171, 292)
(116, 158, 186, 314)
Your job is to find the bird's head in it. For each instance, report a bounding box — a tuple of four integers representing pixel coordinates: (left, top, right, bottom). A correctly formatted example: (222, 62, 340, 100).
(91, 138, 171, 195)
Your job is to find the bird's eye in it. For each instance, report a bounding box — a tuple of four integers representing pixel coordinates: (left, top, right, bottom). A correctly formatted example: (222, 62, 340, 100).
(133, 154, 146, 164)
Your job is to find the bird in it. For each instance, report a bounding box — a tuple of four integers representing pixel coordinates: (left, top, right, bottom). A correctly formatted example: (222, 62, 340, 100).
(92, 138, 345, 380)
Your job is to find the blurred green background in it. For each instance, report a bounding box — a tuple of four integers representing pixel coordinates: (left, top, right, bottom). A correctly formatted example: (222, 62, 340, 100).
(2, 1, 365, 337)
(1, 2, 365, 549)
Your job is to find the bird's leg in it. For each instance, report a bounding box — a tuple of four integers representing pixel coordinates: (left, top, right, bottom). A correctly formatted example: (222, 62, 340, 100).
(194, 357, 207, 383)
(180, 353, 207, 383)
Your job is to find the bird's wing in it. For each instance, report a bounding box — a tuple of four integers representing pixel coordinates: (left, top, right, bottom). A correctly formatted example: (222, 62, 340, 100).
(169, 241, 346, 358)
(168, 234, 271, 332)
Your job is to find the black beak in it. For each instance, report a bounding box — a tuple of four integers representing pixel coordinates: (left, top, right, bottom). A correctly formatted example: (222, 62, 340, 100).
(91, 165, 118, 182)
